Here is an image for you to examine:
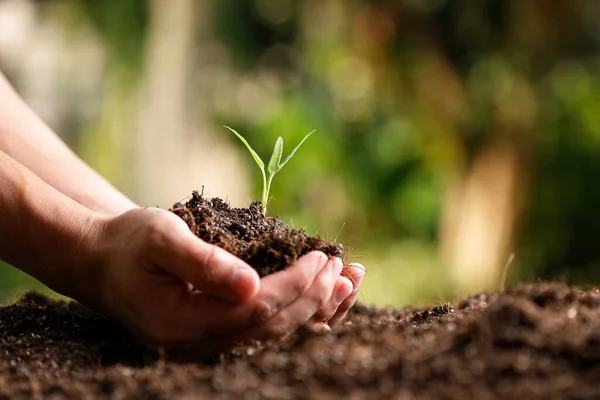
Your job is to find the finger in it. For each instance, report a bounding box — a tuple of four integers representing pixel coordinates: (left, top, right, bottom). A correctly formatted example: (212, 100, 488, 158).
(327, 263, 366, 327)
(147, 212, 259, 303)
(187, 257, 343, 358)
(310, 322, 331, 333)
(310, 276, 353, 323)
(313, 263, 364, 324)
(243, 256, 343, 342)
(185, 251, 331, 335)
(342, 263, 366, 291)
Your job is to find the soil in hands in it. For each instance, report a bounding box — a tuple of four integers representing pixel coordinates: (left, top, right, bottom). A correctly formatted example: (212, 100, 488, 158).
(170, 190, 345, 276)
(3, 283, 600, 399)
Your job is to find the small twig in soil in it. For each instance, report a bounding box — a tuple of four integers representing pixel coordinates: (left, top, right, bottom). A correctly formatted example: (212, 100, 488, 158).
(171, 207, 198, 231)
(344, 247, 366, 268)
(345, 246, 353, 264)
(333, 222, 346, 243)
(176, 195, 192, 204)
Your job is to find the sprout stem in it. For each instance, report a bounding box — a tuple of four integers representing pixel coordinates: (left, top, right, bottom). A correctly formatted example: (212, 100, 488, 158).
(225, 126, 314, 216)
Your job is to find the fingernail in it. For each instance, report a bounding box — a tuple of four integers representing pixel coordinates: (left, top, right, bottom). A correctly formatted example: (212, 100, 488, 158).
(232, 265, 253, 282)
(311, 322, 331, 333)
(335, 282, 353, 304)
(349, 263, 366, 274)
(231, 267, 259, 299)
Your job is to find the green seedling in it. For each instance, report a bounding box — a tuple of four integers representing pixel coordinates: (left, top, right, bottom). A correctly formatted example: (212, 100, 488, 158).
(224, 126, 315, 215)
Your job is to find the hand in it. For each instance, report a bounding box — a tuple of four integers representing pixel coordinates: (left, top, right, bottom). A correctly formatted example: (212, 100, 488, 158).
(79, 207, 358, 359)
(310, 262, 365, 330)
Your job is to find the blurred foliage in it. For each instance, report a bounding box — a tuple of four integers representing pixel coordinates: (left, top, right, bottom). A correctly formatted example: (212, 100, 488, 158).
(79, 0, 147, 69)
(2, 0, 600, 306)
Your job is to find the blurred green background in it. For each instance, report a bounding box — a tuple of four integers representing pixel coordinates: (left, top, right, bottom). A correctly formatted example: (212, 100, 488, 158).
(1, 0, 600, 307)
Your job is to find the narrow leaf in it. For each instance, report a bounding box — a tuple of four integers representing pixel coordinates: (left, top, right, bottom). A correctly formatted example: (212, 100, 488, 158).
(224, 126, 264, 169)
(267, 137, 284, 175)
(279, 130, 315, 168)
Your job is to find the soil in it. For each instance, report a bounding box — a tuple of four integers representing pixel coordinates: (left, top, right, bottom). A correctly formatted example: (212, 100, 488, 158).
(2, 195, 600, 398)
(170, 190, 344, 276)
(2, 283, 600, 399)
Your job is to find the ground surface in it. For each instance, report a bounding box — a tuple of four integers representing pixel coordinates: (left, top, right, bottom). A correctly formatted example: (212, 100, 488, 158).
(171, 191, 344, 276)
(1, 282, 600, 399)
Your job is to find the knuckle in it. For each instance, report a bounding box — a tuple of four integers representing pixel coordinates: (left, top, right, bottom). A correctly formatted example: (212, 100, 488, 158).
(312, 251, 328, 264)
(312, 305, 333, 322)
(264, 322, 291, 343)
(145, 219, 168, 248)
(315, 268, 334, 292)
(288, 255, 327, 295)
(251, 300, 274, 324)
(311, 275, 333, 309)
(302, 251, 328, 268)
(314, 294, 327, 310)
(289, 271, 312, 297)
(203, 245, 220, 268)
(283, 251, 330, 297)
(198, 245, 221, 282)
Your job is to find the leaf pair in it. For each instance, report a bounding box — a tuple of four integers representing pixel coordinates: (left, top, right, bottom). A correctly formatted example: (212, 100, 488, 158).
(225, 126, 315, 215)
(267, 133, 315, 176)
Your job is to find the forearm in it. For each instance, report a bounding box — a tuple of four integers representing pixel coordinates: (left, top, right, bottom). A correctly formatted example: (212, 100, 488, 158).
(0, 149, 105, 302)
(0, 73, 137, 215)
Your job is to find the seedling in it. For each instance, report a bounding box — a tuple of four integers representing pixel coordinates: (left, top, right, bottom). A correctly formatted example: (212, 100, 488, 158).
(224, 126, 315, 215)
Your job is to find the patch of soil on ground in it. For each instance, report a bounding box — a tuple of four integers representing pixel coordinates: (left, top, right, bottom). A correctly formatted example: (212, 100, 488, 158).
(2, 282, 600, 399)
(3, 195, 599, 398)
(170, 190, 344, 276)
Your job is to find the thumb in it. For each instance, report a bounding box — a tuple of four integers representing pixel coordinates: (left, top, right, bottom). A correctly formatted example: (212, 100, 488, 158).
(148, 216, 260, 303)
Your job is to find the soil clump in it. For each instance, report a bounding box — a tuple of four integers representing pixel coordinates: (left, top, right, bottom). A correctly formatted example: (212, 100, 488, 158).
(170, 191, 344, 276)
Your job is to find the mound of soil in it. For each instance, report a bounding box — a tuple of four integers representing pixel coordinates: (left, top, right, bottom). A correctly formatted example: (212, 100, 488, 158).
(2, 283, 600, 399)
(170, 190, 344, 276)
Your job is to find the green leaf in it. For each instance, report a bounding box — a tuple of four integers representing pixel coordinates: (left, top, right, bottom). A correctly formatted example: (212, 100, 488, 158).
(279, 130, 315, 168)
(268, 137, 284, 175)
(224, 125, 264, 169)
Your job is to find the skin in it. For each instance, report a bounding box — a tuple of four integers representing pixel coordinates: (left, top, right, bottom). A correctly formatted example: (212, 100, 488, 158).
(0, 73, 365, 358)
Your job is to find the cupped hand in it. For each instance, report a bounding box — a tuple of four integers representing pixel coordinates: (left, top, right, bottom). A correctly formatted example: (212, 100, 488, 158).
(310, 261, 365, 330)
(80, 207, 363, 359)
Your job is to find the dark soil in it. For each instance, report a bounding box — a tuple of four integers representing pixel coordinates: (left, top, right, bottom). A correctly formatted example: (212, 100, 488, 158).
(2, 283, 600, 399)
(170, 190, 344, 276)
(2, 195, 599, 398)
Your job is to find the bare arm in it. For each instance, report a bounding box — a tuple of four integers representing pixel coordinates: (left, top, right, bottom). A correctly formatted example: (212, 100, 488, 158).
(0, 73, 137, 216)
(0, 72, 362, 357)
(0, 149, 351, 358)
(0, 149, 103, 303)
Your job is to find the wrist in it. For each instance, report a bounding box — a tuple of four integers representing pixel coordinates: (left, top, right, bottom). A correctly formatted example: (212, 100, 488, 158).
(0, 150, 114, 310)
(61, 212, 112, 312)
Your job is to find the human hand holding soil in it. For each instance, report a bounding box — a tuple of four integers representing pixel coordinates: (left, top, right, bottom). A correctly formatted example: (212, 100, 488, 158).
(80, 207, 360, 358)
(0, 71, 364, 359)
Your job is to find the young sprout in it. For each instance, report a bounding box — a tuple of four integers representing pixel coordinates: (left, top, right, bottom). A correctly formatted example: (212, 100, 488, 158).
(224, 126, 315, 215)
